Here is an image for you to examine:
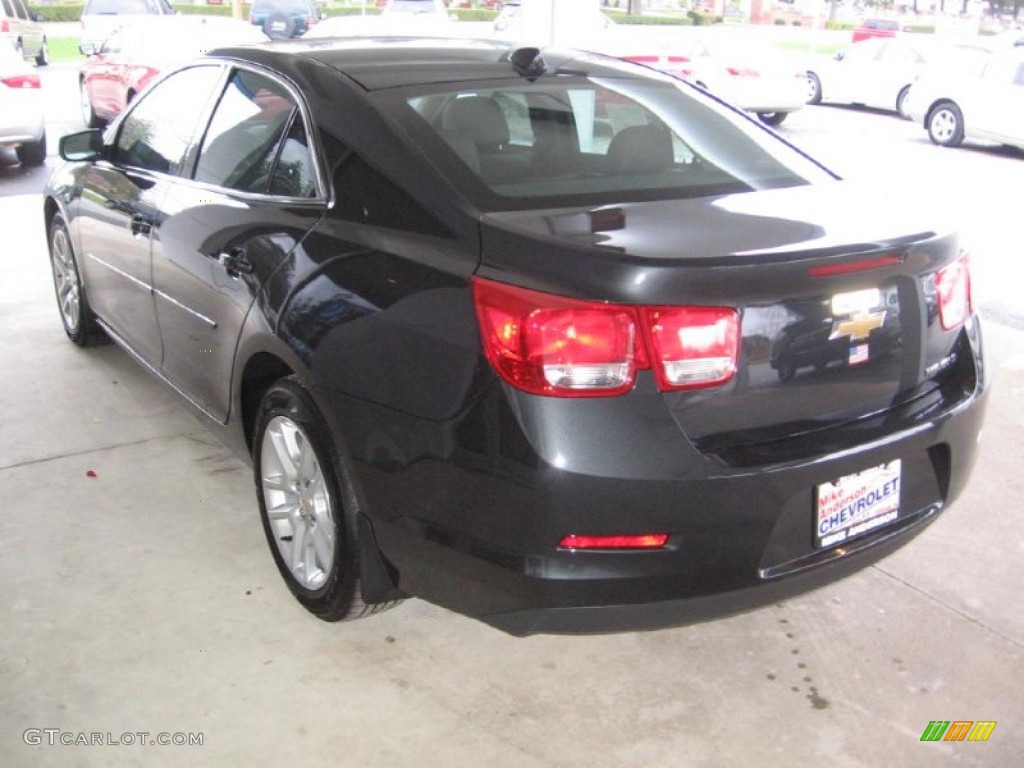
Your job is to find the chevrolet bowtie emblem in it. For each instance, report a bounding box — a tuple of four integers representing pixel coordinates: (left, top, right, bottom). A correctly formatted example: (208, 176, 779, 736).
(830, 311, 886, 342)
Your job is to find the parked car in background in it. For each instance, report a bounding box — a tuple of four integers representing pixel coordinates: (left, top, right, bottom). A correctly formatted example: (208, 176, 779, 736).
(0, 37, 44, 163)
(806, 38, 969, 117)
(0, 0, 47, 65)
(851, 18, 899, 44)
(249, 0, 324, 39)
(45, 39, 988, 635)
(308, 0, 453, 36)
(904, 46, 1024, 150)
(80, 0, 175, 49)
(79, 15, 267, 127)
(625, 37, 807, 126)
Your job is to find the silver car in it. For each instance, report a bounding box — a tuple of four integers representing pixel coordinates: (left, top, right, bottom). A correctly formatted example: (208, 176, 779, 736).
(904, 46, 1024, 150)
(0, 38, 44, 164)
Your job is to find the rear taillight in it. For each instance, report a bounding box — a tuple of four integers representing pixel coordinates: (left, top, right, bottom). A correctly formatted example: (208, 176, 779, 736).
(472, 278, 645, 397)
(472, 277, 740, 397)
(642, 306, 740, 390)
(935, 253, 972, 330)
(0, 20, 9, 32)
(1, 74, 41, 89)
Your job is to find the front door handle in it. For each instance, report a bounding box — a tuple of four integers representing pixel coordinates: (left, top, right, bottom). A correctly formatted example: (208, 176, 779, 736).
(215, 248, 254, 278)
(129, 214, 152, 237)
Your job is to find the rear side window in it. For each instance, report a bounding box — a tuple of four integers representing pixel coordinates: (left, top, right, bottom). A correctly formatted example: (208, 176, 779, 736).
(113, 66, 224, 175)
(194, 69, 318, 198)
(1, 0, 15, 18)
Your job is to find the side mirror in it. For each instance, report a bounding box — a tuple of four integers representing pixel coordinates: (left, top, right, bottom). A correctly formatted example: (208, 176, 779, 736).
(833, 52, 844, 62)
(33, 13, 45, 22)
(79, 42, 98, 56)
(59, 130, 105, 162)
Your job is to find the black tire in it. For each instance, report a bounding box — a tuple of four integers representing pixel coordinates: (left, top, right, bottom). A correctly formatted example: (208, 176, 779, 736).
(896, 85, 910, 119)
(253, 378, 399, 622)
(806, 71, 822, 105)
(263, 13, 296, 39)
(79, 79, 104, 129)
(48, 213, 108, 347)
(927, 101, 964, 148)
(16, 130, 45, 166)
(35, 37, 49, 66)
(757, 111, 788, 127)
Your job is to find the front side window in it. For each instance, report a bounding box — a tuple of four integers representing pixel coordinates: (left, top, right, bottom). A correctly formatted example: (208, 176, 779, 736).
(399, 74, 831, 210)
(113, 65, 224, 175)
(194, 69, 317, 198)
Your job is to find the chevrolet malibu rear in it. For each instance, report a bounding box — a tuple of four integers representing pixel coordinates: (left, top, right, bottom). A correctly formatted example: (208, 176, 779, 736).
(44, 40, 988, 636)
(360, 51, 988, 634)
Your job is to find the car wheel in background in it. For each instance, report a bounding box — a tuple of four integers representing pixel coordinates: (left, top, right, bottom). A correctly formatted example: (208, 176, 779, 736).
(16, 130, 45, 166)
(757, 112, 787, 127)
(79, 79, 104, 129)
(895, 85, 910, 119)
(927, 101, 964, 147)
(254, 378, 400, 622)
(806, 71, 822, 104)
(48, 213, 108, 347)
(263, 13, 295, 39)
(35, 38, 49, 66)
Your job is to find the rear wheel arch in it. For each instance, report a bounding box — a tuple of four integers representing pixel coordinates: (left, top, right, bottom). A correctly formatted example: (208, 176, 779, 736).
(239, 351, 295, 453)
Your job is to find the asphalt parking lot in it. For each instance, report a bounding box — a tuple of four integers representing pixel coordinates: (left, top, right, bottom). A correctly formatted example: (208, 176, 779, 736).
(1, 60, 1023, 766)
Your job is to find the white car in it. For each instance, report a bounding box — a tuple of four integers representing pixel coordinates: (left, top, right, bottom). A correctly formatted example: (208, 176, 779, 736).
(807, 38, 994, 117)
(623, 36, 807, 126)
(0, 39, 44, 165)
(79, 0, 176, 49)
(308, 0, 454, 38)
(904, 47, 1024, 150)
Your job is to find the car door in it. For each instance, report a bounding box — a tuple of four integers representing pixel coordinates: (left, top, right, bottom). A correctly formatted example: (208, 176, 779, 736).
(828, 39, 883, 104)
(151, 66, 326, 421)
(75, 64, 226, 365)
(969, 58, 1024, 144)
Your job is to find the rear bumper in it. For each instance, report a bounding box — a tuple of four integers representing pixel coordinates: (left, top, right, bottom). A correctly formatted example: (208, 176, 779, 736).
(331, 316, 989, 635)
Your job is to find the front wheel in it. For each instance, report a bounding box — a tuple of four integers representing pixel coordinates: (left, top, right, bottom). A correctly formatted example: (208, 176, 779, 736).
(48, 213, 108, 346)
(927, 101, 964, 147)
(254, 378, 398, 622)
(35, 37, 49, 66)
(896, 85, 911, 119)
(757, 111, 788, 127)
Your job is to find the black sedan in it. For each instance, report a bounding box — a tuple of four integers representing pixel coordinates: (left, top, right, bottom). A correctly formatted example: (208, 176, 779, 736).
(44, 38, 989, 635)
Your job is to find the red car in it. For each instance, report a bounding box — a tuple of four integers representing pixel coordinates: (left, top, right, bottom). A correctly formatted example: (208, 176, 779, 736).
(851, 18, 899, 44)
(79, 15, 266, 127)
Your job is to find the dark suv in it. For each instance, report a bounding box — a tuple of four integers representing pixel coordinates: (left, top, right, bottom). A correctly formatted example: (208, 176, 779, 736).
(250, 0, 323, 39)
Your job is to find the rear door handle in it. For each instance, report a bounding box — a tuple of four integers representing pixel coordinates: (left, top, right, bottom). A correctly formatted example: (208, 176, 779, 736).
(215, 248, 254, 278)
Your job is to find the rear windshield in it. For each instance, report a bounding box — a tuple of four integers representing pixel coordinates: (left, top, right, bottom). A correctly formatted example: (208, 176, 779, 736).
(389, 75, 832, 212)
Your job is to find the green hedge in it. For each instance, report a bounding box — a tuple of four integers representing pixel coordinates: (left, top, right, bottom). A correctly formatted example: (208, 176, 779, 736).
(824, 20, 855, 31)
(29, 4, 83, 22)
(606, 11, 693, 26)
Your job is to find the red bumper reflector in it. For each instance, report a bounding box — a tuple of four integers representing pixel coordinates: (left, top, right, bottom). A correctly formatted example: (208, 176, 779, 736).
(558, 534, 669, 551)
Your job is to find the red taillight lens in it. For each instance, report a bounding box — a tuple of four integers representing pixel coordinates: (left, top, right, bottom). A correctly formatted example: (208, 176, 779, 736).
(642, 306, 739, 390)
(558, 534, 669, 551)
(935, 254, 972, 330)
(472, 278, 741, 397)
(1, 74, 41, 89)
(472, 278, 645, 397)
(0, 20, 9, 32)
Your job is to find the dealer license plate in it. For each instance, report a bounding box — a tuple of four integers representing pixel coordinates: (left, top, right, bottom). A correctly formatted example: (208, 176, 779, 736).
(815, 460, 902, 549)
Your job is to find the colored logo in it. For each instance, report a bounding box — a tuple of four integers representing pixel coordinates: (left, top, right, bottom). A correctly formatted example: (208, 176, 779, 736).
(920, 720, 996, 742)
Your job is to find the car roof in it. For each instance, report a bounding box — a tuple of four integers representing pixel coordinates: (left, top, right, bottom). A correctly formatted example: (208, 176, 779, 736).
(212, 37, 651, 90)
